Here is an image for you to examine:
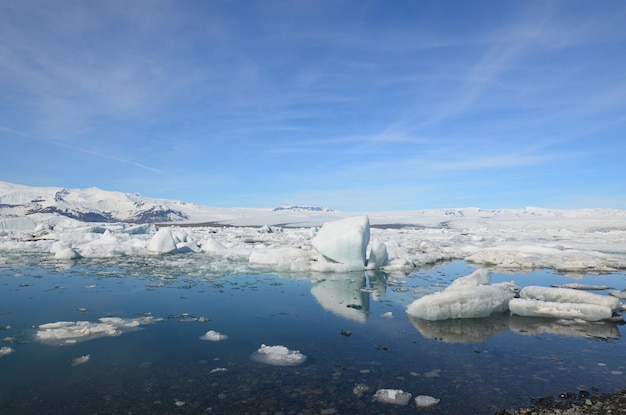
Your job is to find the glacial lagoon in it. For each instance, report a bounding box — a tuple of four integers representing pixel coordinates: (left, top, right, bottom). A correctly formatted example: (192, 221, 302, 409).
(1, 257, 625, 414)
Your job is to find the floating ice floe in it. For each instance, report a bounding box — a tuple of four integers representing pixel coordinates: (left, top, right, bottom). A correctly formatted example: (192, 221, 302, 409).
(0, 346, 15, 357)
(250, 344, 307, 366)
(415, 395, 440, 408)
(35, 316, 162, 345)
(509, 286, 621, 322)
(71, 355, 90, 366)
(406, 270, 518, 321)
(372, 389, 412, 405)
(199, 330, 228, 341)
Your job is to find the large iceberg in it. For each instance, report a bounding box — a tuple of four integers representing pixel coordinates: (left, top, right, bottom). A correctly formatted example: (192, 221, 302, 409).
(406, 270, 518, 321)
(311, 216, 370, 269)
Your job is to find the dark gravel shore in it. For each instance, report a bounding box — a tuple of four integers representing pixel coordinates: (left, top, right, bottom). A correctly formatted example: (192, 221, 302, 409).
(495, 388, 626, 414)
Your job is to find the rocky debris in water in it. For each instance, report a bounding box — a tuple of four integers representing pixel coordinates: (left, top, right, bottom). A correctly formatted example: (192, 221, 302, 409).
(340, 330, 352, 337)
(494, 388, 626, 415)
(353, 383, 369, 398)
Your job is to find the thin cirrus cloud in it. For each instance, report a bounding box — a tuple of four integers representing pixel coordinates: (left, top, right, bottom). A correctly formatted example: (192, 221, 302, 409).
(0, 1, 624, 210)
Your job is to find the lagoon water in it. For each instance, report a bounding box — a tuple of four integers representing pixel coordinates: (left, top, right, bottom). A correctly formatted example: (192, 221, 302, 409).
(1, 256, 625, 414)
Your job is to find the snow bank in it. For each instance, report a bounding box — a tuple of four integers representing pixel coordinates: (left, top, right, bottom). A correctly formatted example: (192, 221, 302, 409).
(406, 270, 518, 321)
(312, 216, 370, 269)
(249, 344, 307, 366)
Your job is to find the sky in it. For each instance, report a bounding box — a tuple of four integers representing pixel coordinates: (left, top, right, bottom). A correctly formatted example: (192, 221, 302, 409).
(1, 0, 625, 211)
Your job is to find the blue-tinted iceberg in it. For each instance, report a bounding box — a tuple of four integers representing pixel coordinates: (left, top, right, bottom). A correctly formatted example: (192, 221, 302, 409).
(312, 216, 370, 269)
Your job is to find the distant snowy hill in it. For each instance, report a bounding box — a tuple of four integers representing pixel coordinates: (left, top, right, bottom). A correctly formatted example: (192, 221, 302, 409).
(1, 181, 625, 229)
(0, 181, 189, 224)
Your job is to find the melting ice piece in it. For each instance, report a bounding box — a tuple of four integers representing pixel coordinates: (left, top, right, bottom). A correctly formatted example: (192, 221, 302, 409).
(199, 330, 228, 342)
(406, 282, 517, 321)
(372, 389, 412, 405)
(509, 298, 613, 322)
(415, 395, 440, 408)
(35, 316, 162, 345)
(250, 344, 307, 366)
(71, 355, 91, 366)
(311, 216, 370, 268)
(0, 346, 15, 357)
(519, 286, 621, 311)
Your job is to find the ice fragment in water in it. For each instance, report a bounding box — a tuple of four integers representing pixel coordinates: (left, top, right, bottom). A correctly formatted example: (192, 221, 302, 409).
(372, 389, 412, 405)
(250, 344, 307, 366)
(71, 355, 90, 366)
(199, 330, 228, 342)
(0, 347, 14, 357)
(415, 395, 440, 408)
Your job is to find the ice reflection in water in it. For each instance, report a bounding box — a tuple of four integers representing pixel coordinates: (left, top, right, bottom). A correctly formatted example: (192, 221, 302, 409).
(0, 260, 625, 414)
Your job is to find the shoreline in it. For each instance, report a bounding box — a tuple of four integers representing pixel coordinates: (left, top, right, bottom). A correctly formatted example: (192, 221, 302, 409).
(495, 388, 626, 414)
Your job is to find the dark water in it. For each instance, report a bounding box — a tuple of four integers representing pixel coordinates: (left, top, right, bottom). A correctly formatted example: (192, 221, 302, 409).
(1, 258, 625, 414)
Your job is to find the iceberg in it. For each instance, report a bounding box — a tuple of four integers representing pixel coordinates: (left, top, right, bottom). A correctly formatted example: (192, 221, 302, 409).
(406, 270, 517, 321)
(519, 286, 621, 311)
(311, 216, 370, 269)
(366, 238, 388, 269)
(509, 285, 621, 322)
(509, 298, 613, 322)
(249, 344, 307, 366)
(147, 228, 178, 254)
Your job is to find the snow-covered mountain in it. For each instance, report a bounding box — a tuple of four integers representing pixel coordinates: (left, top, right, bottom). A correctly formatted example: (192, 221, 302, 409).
(1, 181, 625, 229)
(0, 181, 189, 224)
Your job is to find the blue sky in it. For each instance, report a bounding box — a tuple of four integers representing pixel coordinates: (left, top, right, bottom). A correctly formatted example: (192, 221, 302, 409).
(1, 0, 625, 211)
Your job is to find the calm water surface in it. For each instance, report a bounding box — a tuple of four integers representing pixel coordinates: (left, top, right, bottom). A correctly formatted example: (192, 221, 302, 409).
(1, 256, 625, 414)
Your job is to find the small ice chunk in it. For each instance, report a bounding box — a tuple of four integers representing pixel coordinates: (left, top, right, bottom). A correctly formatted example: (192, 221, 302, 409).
(71, 355, 90, 366)
(415, 395, 440, 408)
(372, 389, 412, 405)
(199, 330, 228, 342)
(250, 344, 307, 366)
(382, 312, 393, 318)
(0, 346, 15, 357)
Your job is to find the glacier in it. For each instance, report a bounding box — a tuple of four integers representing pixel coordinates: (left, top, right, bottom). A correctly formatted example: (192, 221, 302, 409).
(1, 181, 626, 325)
